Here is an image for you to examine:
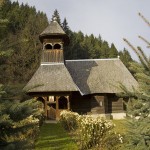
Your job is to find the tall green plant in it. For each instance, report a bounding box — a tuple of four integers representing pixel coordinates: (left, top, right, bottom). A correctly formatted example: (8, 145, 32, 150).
(0, 84, 44, 149)
(122, 13, 150, 149)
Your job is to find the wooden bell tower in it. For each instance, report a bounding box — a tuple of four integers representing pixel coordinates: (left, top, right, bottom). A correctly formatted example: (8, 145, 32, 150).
(37, 17, 71, 120)
(39, 17, 69, 63)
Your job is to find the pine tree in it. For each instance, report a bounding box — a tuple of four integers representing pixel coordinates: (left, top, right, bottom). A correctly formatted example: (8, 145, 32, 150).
(0, 0, 48, 84)
(62, 17, 70, 33)
(109, 43, 118, 58)
(100, 40, 110, 58)
(122, 13, 150, 149)
(51, 9, 61, 25)
(0, 1, 135, 84)
(119, 48, 133, 68)
(0, 84, 44, 149)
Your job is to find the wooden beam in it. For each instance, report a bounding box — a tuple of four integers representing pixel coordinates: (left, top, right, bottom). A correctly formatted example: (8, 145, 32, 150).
(56, 96, 59, 120)
(66, 96, 70, 110)
(28, 92, 71, 97)
(44, 97, 48, 118)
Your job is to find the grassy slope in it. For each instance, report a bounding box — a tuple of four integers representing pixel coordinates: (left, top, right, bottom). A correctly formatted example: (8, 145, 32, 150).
(35, 123, 78, 150)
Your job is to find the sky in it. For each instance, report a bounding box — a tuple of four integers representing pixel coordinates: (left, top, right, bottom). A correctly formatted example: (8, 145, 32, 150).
(11, 0, 150, 60)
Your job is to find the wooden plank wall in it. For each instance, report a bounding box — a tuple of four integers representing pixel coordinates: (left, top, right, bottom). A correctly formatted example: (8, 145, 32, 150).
(107, 94, 124, 113)
(70, 92, 91, 115)
(91, 95, 106, 114)
(70, 92, 125, 115)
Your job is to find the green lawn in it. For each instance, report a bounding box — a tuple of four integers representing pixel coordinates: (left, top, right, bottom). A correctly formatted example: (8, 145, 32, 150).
(113, 119, 127, 134)
(35, 123, 78, 150)
(35, 120, 126, 150)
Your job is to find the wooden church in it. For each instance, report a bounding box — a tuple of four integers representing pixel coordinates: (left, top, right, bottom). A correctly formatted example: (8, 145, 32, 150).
(24, 18, 138, 120)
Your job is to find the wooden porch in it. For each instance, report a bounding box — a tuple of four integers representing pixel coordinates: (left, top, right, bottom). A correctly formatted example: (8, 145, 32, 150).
(38, 95, 70, 120)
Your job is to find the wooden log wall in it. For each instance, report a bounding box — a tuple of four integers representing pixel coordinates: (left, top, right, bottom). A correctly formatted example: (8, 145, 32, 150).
(70, 92, 91, 114)
(70, 92, 125, 115)
(91, 95, 107, 114)
(107, 94, 124, 113)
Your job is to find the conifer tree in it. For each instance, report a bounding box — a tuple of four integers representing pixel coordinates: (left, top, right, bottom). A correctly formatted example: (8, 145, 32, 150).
(51, 9, 61, 25)
(0, 84, 44, 149)
(0, 0, 48, 84)
(0, 1, 133, 84)
(122, 13, 150, 150)
(119, 48, 133, 68)
(62, 18, 70, 33)
(109, 43, 118, 58)
(100, 40, 110, 58)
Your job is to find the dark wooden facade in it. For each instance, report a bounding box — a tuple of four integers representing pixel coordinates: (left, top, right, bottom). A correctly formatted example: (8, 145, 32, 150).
(35, 92, 126, 120)
(71, 92, 125, 115)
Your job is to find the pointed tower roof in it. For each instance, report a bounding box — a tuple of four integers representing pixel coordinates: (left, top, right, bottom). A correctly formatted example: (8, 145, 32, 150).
(39, 19, 69, 45)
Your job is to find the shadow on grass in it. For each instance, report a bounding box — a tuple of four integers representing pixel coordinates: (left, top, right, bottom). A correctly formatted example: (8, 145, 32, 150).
(35, 123, 78, 150)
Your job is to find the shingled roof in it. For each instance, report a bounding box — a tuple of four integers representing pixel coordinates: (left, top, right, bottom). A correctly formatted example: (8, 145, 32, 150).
(24, 58, 138, 95)
(66, 59, 138, 95)
(24, 63, 77, 93)
(39, 21, 69, 45)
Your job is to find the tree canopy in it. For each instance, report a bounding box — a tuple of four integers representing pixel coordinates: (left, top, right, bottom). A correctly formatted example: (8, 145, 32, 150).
(0, 1, 133, 85)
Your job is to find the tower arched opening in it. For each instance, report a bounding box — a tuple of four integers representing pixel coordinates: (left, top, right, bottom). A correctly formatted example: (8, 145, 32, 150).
(45, 44, 52, 49)
(54, 43, 61, 49)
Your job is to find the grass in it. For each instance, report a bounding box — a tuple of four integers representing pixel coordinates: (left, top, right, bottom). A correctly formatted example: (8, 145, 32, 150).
(113, 119, 127, 134)
(35, 120, 127, 150)
(35, 123, 78, 150)
(112, 119, 128, 150)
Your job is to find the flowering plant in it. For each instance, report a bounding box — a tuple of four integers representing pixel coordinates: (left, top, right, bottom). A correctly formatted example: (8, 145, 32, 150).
(77, 115, 116, 149)
(59, 110, 79, 131)
(59, 111, 123, 149)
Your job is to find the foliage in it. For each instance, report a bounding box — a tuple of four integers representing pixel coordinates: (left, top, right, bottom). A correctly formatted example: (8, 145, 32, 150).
(59, 110, 79, 131)
(0, 84, 44, 149)
(60, 110, 123, 150)
(51, 9, 61, 25)
(64, 31, 119, 60)
(77, 115, 122, 150)
(0, 0, 48, 84)
(119, 48, 133, 68)
(62, 17, 70, 34)
(0, 1, 134, 85)
(35, 123, 78, 150)
(122, 13, 150, 150)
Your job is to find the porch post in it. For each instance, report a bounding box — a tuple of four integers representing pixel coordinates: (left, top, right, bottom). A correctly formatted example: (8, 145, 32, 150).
(67, 96, 70, 110)
(56, 96, 59, 120)
(44, 97, 48, 118)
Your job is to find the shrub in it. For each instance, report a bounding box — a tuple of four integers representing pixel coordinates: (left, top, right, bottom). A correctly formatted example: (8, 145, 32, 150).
(60, 111, 123, 150)
(101, 132, 123, 150)
(77, 115, 117, 149)
(59, 110, 79, 131)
